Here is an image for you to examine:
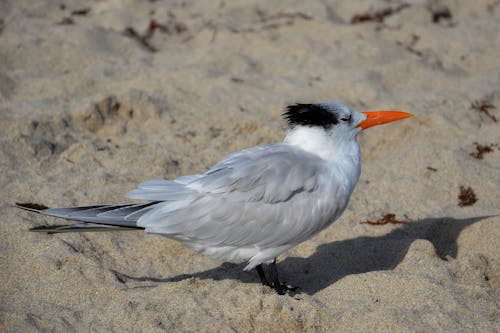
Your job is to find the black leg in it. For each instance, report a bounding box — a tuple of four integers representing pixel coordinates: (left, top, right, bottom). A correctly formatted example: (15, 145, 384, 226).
(257, 260, 299, 295)
(268, 258, 289, 295)
(256, 264, 271, 286)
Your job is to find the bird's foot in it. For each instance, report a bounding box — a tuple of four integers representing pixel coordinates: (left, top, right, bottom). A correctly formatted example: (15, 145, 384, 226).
(256, 260, 300, 296)
(272, 282, 299, 296)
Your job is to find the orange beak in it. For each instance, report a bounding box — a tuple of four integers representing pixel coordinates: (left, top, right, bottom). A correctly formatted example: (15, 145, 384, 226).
(358, 111, 413, 130)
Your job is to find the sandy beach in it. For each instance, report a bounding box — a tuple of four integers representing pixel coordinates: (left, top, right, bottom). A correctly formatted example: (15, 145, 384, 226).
(1, 0, 499, 331)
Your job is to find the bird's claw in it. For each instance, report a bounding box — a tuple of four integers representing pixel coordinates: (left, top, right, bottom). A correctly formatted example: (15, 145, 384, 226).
(273, 283, 299, 295)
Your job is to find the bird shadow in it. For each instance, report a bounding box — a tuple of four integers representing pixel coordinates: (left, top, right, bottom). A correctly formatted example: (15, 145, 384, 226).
(111, 215, 492, 295)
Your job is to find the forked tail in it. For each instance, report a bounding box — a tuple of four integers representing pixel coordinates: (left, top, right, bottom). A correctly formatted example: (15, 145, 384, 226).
(16, 202, 159, 233)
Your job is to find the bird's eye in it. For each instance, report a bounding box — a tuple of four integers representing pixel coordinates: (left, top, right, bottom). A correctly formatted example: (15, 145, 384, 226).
(340, 115, 351, 122)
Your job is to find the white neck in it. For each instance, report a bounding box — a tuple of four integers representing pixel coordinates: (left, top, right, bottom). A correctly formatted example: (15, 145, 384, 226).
(284, 126, 359, 159)
(284, 126, 362, 184)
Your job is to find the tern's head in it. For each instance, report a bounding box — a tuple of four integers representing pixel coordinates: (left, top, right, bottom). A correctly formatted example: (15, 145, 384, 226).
(283, 102, 412, 140)
(283, 103, 363, 138)
(283, 103, 412, 159)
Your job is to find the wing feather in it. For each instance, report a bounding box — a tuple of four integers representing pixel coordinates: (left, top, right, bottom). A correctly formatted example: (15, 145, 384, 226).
(137, 144, 342, 249)
(188, 144, 321, 203)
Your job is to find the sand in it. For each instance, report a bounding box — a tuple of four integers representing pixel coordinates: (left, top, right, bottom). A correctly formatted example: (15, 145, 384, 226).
(1, 0, 499, 332)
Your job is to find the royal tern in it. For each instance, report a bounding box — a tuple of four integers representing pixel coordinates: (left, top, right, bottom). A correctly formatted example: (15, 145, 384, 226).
(18, 103, 412, 294)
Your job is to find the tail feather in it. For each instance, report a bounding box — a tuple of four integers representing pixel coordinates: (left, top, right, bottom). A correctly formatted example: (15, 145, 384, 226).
(43, 204, 138, 226)
(29, 223, 141, 233)
(15, 202, 50, 213)
(16, 202, 160, 233)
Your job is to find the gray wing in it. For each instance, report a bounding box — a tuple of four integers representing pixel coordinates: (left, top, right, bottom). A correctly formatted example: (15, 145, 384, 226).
(127, 144, 320, 203)
(131, 144, 339, 248)
(189, 144, 321, 203)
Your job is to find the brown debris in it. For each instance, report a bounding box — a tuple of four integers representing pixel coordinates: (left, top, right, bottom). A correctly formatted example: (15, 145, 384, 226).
(256, 9, 313, 23)
(470, 99, 497, 123)
(57, 17, 75, 25)
(430, 6, 452, 23)
(231, 77, 244, 83)
(470, 142, 497, 159)
(426, 166, 438, 172)
(146, 19, 187, 36)
(361, 213, 406, 226)
(71, 8, 91, 16)
(458, 186, 478, 207)
(228, 9, 313, 33)
(124, 19, 188, 53)
(351, 4, 410, 24)
(123, 26, 158, 53)
(56, 6, 90, 25)
(244, 9, 314, 31)
(396, 34, 422, 57)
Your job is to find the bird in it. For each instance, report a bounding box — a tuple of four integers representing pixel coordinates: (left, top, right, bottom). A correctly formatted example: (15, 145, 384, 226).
(17, 103, 412, 294)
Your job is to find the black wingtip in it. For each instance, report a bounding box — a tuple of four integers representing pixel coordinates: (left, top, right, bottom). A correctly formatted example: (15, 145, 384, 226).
(15, 202, 50, 213)
(29, 225, 67, 233)
(28, 224, 143, 233)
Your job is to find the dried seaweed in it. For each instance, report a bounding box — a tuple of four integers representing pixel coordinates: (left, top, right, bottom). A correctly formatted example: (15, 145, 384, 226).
(470, 142, 497, 159)
(361, 213, 406, 226)
(123, 26, 158, 52)
(471, 99, 497, 123)
(458, 186, 478, 207)
(351, 4, 410, 24)
(256, 9, 313, 23)
(71, 8, 90, 16)
(396, 34, 422, 56)
(430, 6, 452, 23)
(123, 19, 188, 52)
